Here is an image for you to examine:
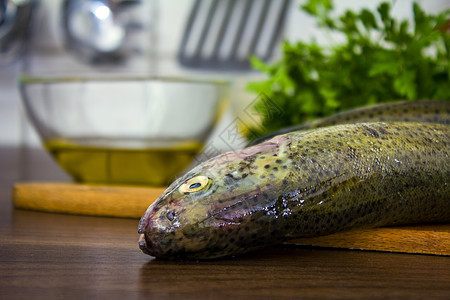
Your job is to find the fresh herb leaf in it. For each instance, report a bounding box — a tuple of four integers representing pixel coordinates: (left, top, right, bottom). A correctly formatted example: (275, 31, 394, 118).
(247, 1, 450, 137)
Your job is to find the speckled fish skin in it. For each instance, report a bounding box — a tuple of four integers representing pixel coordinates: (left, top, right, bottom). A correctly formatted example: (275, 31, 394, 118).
(138, 122, 450, 260)
(249, 100, 450, 146)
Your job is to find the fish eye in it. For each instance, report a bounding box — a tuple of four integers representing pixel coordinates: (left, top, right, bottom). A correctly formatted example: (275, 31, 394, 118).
(179, 176, 210, 194)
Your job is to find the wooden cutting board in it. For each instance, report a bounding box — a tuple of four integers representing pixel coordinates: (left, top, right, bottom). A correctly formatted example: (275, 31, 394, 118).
(12, 182, 165, 219)
(286, 224, 450, 256)
(12, 182, 449, 256)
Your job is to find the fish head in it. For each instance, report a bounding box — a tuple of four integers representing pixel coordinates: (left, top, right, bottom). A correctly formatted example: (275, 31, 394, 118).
(138, 135, 291, 260)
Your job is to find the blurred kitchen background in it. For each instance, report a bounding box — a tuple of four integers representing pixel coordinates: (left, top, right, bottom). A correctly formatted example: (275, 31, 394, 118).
(1, 0, 448, 150)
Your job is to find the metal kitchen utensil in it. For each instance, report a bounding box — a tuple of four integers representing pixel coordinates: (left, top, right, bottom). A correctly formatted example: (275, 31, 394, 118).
(0, 0, 34, 66)
(178, 0, 290, 70)
(62, 0, 141, 64)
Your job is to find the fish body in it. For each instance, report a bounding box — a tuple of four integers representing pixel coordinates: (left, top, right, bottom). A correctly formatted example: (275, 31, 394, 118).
(249, 100, 450, 146)
(139, 122, 450, 260)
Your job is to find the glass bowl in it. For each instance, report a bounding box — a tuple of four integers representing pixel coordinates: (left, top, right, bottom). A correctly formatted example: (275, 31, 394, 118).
(19, 76, 229, 186)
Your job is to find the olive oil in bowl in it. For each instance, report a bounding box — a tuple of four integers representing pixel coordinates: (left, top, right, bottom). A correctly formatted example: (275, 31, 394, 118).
(45, 138, 203, 186)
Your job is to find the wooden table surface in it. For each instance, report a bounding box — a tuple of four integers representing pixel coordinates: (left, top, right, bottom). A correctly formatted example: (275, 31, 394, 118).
(1, 147, 449, 299)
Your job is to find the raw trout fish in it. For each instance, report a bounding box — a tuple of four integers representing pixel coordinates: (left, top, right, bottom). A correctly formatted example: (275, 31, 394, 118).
(250, 100, 450, 145)
(138, 101, 450, 260)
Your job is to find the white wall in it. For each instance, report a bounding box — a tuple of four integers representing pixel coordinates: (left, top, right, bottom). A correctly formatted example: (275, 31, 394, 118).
(0, 0, 448, 147)
(0, 63, 23, 146)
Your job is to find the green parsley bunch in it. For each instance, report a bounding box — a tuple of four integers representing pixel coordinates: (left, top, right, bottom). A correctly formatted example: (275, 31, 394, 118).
(247, 0, 449, 135)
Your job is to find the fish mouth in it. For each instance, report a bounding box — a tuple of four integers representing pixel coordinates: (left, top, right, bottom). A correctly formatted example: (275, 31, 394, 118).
(138, 234, 152, 255)
(138, 233, 164, 257)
